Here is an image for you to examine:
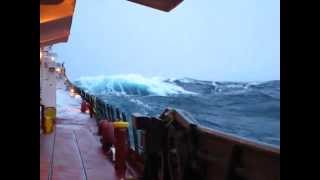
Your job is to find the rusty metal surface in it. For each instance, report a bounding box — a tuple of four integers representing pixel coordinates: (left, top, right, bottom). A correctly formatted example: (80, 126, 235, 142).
(131, 109, 280, 180)
(165, 108, 280, 180)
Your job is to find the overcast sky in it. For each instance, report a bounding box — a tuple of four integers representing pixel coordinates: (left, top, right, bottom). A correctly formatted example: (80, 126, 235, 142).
(54, 0, 280, 81)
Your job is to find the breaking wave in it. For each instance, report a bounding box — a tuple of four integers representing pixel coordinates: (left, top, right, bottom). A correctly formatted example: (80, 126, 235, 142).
(74, 74, 196, 96)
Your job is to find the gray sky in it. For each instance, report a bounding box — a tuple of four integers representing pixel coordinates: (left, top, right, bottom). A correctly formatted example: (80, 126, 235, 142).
(54, 0, 280, 81)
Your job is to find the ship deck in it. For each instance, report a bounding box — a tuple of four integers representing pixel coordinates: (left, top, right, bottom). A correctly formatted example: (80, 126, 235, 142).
(40, 87, 136, 180)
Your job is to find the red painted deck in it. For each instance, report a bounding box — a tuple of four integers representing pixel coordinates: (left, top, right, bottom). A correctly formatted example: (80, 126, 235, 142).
(40, 90, 137, 179)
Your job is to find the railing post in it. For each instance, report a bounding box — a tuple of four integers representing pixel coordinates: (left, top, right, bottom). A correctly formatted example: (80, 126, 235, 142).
(122, 112, 127, 122)
(102, 103, 107, 120)
(116, 108, 121, 121)
(106, 104, 111, 121)
(132, 115, 139, 153)
(113, 121, 129, 178)
(110, 106, 115, 122)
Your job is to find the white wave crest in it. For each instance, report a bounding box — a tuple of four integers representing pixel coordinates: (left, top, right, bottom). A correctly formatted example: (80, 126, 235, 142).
(74, 74, 196, 96)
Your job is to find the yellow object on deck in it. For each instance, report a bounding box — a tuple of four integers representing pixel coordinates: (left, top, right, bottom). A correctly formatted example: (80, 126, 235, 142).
(42, 107, 56, 134)
(113, 121, 129, 129)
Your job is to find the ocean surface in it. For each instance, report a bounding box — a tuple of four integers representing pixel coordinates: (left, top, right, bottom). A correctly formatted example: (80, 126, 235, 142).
(74, 74, 280, 146)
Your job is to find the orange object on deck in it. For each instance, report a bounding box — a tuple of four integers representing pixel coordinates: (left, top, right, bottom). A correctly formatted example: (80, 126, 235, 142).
(100, 120, 115, 152)
(80, 100, 87, 113)
(128, 0, 183, 12)
(113, 121, 129, 178)
(88, 103, 94, 118)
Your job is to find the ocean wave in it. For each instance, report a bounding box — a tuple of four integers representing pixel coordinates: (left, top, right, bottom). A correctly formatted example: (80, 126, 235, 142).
(74, 74, 196, 96)
(74, 74, 279, 98)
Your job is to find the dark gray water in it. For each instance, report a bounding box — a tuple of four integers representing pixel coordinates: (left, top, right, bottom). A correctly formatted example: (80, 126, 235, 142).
(74, 75, 280, 146)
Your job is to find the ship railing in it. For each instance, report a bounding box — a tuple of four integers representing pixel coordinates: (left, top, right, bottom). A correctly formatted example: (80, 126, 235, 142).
(66, 80, 137, 146)
(69, 84, 128, 122)
(66, 79, 280, 179)
(130, 108, 280, 180)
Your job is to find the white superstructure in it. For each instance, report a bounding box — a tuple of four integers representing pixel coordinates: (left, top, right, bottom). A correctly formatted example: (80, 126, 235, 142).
(40, 47, 64, 109)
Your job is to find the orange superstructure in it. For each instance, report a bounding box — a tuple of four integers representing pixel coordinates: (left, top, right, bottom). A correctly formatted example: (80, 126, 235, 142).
(40, 0, 76, 47)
